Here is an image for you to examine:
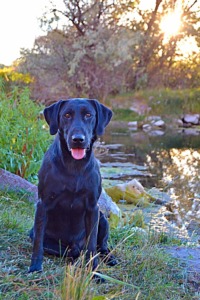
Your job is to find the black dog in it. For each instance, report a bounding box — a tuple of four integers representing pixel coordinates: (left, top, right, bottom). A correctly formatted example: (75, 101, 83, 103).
(29, 98, 116, 273)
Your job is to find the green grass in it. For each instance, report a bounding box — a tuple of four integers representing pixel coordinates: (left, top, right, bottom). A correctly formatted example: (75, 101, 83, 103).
(0, 190, 197, 299)
(109, 88, 200, 120)
(112, 108, 144, 122)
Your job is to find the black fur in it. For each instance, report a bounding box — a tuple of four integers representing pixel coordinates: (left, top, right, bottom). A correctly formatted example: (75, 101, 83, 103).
(29, 98, 116, 273)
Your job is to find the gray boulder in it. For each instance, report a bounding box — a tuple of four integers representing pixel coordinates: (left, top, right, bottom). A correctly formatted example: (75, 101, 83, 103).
(183, 114, 199, 125)
(152, 120, 165, 127)
(146, 116, 161, 121)
(98, 188, 121, 219)
(0, 169, 37, 201)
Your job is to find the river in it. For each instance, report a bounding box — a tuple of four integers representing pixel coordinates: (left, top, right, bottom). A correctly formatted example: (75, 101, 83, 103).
(101, 122, 200, 228)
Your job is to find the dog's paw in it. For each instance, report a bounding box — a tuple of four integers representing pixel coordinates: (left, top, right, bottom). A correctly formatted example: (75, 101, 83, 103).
(99, 249, 118, 266)
(28, 259, 43, 273)
(104, 254, 118, 266)
(92, 272, 105, 284)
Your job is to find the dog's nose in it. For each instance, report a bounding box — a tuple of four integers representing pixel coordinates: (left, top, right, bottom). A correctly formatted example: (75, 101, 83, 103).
(72, 134, 85, 143)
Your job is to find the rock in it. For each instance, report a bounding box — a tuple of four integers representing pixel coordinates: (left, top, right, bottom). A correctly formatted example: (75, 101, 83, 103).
(104, 144, 123, 150)
(142, 124, 152, 131)
(147, 187, 171, 205)
(173, 118, 184, 127)
(128, 121, 138, 128)
(186, 220, 200, 236)
(99, 190, 117, 215)
(152, 120, 165, 127)
(146, 116, 161, 121)
(182, 122, 192, 128)
(148, 130, 165, 136)
(142, 118, 165, 132)
(0, 168, 37, 202)
(105, 179, 151, 206)
(182, 128, 200, 136)
(183, 114, 199, 125)
(101, 165, 150, 180)
(101, 162, 147, 170)
(98, 188, 121, 228)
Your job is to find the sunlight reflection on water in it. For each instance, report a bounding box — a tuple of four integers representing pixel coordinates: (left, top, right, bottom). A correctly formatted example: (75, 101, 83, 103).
(102, 123, 200, 227)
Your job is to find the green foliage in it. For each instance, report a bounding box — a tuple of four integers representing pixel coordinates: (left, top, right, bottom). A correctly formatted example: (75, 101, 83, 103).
(0, 87, 50, 182)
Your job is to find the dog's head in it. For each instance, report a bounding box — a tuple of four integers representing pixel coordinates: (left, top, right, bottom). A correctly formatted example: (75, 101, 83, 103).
(44, 98, 112, 160)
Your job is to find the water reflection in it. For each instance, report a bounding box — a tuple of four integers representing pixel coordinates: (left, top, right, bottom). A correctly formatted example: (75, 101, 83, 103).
(159, 148, 200, 223)
(102, 122, 200, 226)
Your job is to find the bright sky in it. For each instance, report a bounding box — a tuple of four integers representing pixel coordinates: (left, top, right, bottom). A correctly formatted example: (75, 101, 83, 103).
(0, 0, 198, 65)
(0, 0, 50, 65)
(0, 0, 153, 66)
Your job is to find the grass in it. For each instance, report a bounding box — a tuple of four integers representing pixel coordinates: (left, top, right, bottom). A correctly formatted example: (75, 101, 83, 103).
(0, 87, 51, 182)
(112, 109, 144, 122)
(0, 190, 198, 300)
(108, 88, 200, 121)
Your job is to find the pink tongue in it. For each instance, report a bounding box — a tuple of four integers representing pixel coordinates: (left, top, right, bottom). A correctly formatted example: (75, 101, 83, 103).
(71, 148, 86, 160)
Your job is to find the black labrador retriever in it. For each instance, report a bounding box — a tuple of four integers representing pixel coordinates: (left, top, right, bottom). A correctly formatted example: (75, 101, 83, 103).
(29, 98, 116, 273)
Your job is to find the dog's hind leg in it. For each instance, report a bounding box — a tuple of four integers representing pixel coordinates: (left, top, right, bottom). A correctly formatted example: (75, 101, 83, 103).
(97, 212, 117, 266)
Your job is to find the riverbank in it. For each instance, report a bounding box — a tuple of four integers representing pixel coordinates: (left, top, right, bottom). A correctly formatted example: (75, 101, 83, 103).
(108, 88, 200, 121)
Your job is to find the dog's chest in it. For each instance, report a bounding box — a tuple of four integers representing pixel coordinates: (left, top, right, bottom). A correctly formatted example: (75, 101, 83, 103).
(62, 174, 87, 193)
(58, 191, 85, 210)
(46, 188, 90, 220)
(40, 162, 101, 210)
(45, 176, 90, 206)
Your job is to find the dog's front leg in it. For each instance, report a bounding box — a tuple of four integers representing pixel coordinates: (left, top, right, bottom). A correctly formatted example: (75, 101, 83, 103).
(85, 205, 99, 270)
(29, 200, 46, 273)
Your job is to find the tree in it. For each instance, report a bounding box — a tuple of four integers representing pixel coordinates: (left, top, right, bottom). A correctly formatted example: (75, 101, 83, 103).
(19, 0, 200, 103)
(125, 0, 200, 88)
(20, 1, 137, 103)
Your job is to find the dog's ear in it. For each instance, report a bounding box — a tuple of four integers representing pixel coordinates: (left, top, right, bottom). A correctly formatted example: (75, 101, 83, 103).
(43, 100, 64, 135)
(90, 100, 113, 136)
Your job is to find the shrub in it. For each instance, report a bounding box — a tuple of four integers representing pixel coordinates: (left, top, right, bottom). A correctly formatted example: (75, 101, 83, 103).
(0, 86, 51, 182)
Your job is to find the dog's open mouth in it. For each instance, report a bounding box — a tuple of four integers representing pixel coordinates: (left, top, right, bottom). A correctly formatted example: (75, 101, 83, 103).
(71, 148, 86, 160)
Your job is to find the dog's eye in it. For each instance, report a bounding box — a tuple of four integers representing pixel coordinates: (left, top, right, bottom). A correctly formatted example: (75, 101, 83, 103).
(85, 113, 91, 118)
(65, 113, 71, 119)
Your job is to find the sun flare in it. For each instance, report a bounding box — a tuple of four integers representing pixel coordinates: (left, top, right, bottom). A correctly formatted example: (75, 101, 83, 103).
(160, 11, 182, 41)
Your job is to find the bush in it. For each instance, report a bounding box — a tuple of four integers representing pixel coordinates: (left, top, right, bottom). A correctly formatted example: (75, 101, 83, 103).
(0, 86, 51, 182)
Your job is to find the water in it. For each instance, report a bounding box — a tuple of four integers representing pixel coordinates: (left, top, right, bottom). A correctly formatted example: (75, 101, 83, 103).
(101, 122, 200, 226)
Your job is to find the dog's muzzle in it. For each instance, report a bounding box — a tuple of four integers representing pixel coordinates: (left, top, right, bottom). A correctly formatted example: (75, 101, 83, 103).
(70, 134, 87, 160)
